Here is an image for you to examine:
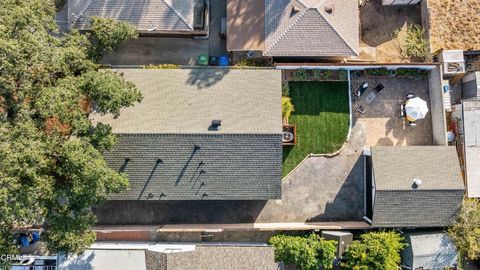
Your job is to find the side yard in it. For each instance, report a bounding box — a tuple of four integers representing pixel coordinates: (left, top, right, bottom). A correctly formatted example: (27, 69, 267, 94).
(282, 81, 350, 176)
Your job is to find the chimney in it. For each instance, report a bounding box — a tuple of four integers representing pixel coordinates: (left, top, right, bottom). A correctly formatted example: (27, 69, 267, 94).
(292, 6, 301, 13)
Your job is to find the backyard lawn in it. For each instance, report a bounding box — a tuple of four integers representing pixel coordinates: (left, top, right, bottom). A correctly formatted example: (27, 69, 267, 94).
(283, 81, 350, 177)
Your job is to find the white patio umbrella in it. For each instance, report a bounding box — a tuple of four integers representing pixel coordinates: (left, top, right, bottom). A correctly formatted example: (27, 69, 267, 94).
(405, 97, 429, 121)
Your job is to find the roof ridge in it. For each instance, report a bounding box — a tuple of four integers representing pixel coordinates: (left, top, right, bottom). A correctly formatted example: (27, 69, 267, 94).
(264, 8, 309, 55)
(313, 7, 358, 55)
(161, 0, 193, 31)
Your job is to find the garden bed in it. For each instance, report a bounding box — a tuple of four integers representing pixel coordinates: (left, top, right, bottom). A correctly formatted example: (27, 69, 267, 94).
(282, 81, 350, 177)
(284, 69, 348, 82)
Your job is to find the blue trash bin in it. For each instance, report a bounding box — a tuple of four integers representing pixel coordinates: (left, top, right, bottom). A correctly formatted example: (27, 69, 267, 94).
(219, 55, 229, 66)
(31, 231, 40, 243)
(19, 235, 29, 247)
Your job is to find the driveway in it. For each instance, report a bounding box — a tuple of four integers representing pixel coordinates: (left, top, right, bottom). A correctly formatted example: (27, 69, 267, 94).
(101, 0, 227, 65)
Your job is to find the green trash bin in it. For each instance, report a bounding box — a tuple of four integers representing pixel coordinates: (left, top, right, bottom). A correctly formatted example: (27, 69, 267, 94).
(198, 55, 208, 66)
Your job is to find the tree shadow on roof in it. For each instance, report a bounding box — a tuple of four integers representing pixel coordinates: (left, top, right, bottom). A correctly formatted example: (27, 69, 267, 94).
(186, 68, 230, 89)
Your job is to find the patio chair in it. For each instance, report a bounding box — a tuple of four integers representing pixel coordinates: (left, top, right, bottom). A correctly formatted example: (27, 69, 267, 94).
(406, 93, 415, 99)
(356, 105, 366, 115)
(408, 121, 416, 127)
(400, 104, 405, 118)
(355, 82, 368, 97)
(374, 83, 385, 94)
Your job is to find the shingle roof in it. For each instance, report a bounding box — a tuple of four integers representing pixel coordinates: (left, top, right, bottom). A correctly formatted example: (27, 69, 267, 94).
(370, 146, 465, 228)
(105, 134, 282, 200)
(402, 232, 458, 270)
(371, 146, 464, 190)
(264, 0, 359, 57)
(165, 246, 277, 270)
(92, 69, 282, 134)
(58, 244, 277, 270)
(96, 68, 283, 200)
(67, 0, 195, 32)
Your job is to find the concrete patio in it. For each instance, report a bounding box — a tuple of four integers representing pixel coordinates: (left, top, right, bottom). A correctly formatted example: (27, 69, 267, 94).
(352, 75, 434, 147)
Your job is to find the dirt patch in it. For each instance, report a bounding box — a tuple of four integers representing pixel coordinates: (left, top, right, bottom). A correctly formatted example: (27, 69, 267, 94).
(359, 0, 422, 62)
(428, 0, 480, 52)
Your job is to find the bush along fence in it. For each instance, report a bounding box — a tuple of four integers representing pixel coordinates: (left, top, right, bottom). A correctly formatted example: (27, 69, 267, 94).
(286, 69, 349, 82)
(352, 68, 429, 80)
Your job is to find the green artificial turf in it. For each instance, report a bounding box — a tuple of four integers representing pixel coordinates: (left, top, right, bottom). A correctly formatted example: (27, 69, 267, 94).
(283, 81, 350, 177)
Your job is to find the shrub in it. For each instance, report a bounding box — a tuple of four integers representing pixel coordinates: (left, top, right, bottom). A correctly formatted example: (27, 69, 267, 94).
(365, 68, 390, 76)
(292, 69, 308, 81)
(234, 58, 271, 67)
(143, 64, 180, 69)
(341, 231, 405, 270)
(269, 233, 337, 270)
(282, 97, 294, 123)
(397, 23, 430, 60)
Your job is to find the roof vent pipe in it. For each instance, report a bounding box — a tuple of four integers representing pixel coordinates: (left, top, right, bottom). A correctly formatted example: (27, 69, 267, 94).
(412, 178, 422, 188)
(324, 5, 333, 14)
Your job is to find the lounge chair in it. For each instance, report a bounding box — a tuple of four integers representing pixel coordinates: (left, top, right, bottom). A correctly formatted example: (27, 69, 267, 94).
(374, 83, 385, 93)
(355, 82, 368, 97)
(409, 121, 416, 127)
(406, 93, 415, 99)
(400, 104, 405, 118)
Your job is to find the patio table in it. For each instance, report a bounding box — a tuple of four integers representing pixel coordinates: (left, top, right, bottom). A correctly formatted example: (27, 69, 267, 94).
(365, 92, 376, 104)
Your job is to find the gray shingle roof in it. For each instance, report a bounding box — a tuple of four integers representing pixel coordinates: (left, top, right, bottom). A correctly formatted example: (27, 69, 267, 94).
(264, 0, 359, 57)
(96, 68, 283, 201)
(67, 0, 195, 32)
(92, 69, 282, 134)
(402, 232, 458, 270)
(105, 134, 282, 200)
(371, 146, 465, 190)
(370, 146, 465, 228)
(165, 246, 277, 270)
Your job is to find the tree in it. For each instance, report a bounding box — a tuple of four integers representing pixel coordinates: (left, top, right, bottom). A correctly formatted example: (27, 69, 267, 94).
(448, 197, 480, 260)
(0, 0, 141, 255)
(269, 233, 337, 270)
(341, 231, 405, 270)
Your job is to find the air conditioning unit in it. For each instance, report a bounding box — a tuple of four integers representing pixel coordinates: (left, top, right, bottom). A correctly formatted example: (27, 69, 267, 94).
(439, 50, 465, 76)
(321, 231, 353, 258)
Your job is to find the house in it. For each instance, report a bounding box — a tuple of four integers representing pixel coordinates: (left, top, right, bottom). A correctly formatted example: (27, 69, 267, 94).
(92, 69, 282, 200)
(17, 242, 277, 270)
(401, 231, 458, 270)
(452, 99, 480, 198)
(67, 0, 209, 36)
(227, 0, 359, 59)
(365, 146, 465, 228)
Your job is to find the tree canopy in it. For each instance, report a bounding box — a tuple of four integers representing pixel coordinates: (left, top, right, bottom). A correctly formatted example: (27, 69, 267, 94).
(448, 197, 480, 260)
(341, 231, 405, 270)
(269, 233, 337, 270)
(0, 0, 141, 256)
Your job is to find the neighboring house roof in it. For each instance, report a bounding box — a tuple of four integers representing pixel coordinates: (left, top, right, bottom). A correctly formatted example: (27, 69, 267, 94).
(370, 146, 465, 227)
(461, 100, 480, 198)
(58, 243, 277, 270)
(263, 0, 359, 57)
(67, 0, 199, 32)
(92, 69, 282, 200)
(401, 231, 458, 270)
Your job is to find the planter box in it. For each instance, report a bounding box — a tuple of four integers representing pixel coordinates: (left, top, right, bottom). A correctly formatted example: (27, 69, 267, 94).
(283, 124, 297, 146)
